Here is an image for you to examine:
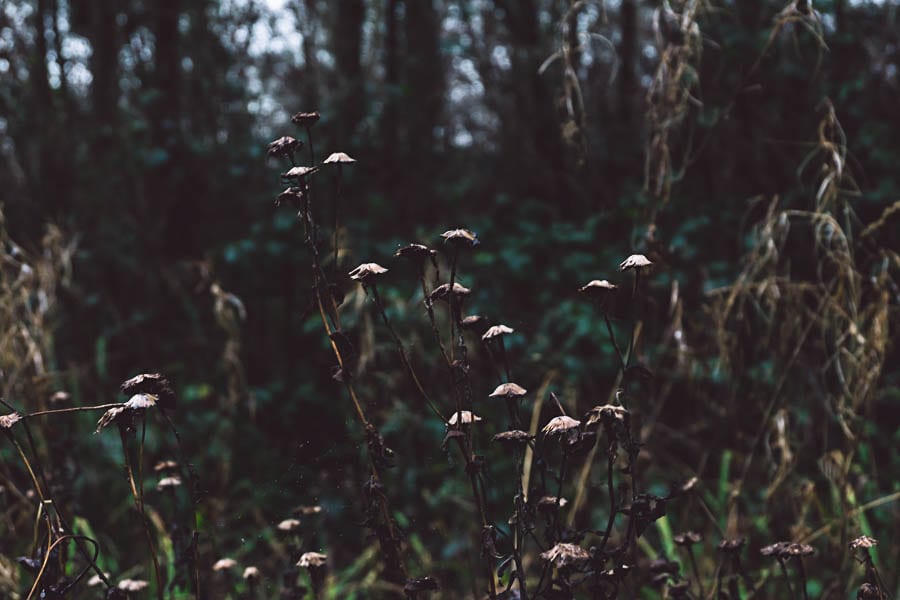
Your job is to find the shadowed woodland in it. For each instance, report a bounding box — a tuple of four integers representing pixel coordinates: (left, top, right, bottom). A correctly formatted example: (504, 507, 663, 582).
(0, 0, 899, 598)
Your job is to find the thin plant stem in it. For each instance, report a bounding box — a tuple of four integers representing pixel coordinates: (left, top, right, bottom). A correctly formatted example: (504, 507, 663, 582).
(687, 545, 706, 599)
(776, 558, 795, 599)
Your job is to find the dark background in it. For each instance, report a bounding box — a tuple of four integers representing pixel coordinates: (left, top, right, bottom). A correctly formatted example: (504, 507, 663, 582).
(0, 0, 898, 597)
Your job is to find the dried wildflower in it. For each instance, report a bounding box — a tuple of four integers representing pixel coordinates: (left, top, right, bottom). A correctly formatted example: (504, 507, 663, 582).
(619, 254, 652, 271)
(429, 282, 471, 302)
(323, 151, 356, 164)
(579, 279, 618, 299)
(540, 543, 589, 568)
(117, 579, 150, 592)
(489, 382, 527, 398)
(849, 536, 878, 550)
(460, 315, 488, 331)
(50, 390, 71, 404)
(785, 542, 814, 557)
(448, 411, 482, 426)
(541, 415, 581, 436)
(276, 187, 305, 208)
(760, 542, 791, 557)
(404, 576, 440, 592)
(718, 538, 746, 553)
(153, 460, 179, 472)
(291, 111, 320, 128)
(156, 476, 182, 492)
(213, 558, 238, 571)
(536, 496, 568, 513)
(298, 552, 327, 568)
(622, 494, 667, 536)
(673, 531, 703, 546)
(348, 262, 388, 284)
(242, 566, 260, 581)
(584, 404, 629, 428)
(441, 228, 479, 247)
(492, 430, 532, 445)
(282, 165, 319, 180)
(95, 406, 127, 432)
(277, 518, 302, 532)
(121, 372, 176, 410)
(267, 135, 302, 158)
(0, 412, 22, 430)
(87, 573, 110, 586)
(395, 243, 435, 261)
(482, 324, 514, 341)
(857, 583, 883, 599)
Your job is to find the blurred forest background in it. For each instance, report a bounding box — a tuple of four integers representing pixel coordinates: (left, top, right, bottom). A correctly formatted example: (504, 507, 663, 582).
(1, 0, 899, 598)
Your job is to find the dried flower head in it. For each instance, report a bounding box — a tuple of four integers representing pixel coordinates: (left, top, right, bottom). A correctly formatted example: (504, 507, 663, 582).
(213, 558, 238, 571)
(482, 324, 514, 341)
(448, 411, 482, 426)
(785, 543, 814, 557)
(277, 518, 302, 532)
(579, 279, 618, 300)
(50, 390, 71, 404)
(489, 382, 527, 398)
(619, 254, 652, 271)
(153, 460, 179, 472)
(429, 282, 471, 302)
(276, 187, 305, 208)
(760, 542, 790, 557)
(87, 573, 110, 586)
(395, 243, 435, 261)
(291, 111, 320, 128)
(323, 152, 356, 164)
(540, 543, 589, 568)
(673, 531, 702, 546)
(117, 579, 150, 592)
(849, 536, 878, 551)
(267, 136, 302, 158)
(348, 262, 388, 284)
(857, 583, 883, 600)
(156, 476, 182, 492)
(584, 404, 629, 428)
(282, 165, 319, 180)
(243, 566, 260, 581)
(95, 406, 127, 432)
(298, 552, 327, 569)
(441, 228, 479, 247)
(121, 372, 176, 410)
(541, 415, 581, 436)
(492, 430, 532, 445)
(460, 315, 489, 331)
(536, 496, 569, 513)
(718, 538, 746, 553)
(0, 412, 22, 430)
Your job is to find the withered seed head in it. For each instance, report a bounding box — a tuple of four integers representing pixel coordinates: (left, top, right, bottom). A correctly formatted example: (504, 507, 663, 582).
(492, 430, 532, 445)
(153, 460, 179, 473)
(282, 165, 319, 180)
(121, 372, 176, 410)
(323, 151, 356, 164)
(489, 382, 527, 398)
(579, 279, 618, 299)
(348, 262, 388, 284)
(156, 476, 182, 492)
(429, 282, 471, 302)
(276, 187, 305, 208)
(448, 411, 482, 426)
(291, 111, 320, 128)
(242, 566, 260, 581)
(857, 583, 882, 600)
(849, 535, 878, 550)
(584, 404, 629, 428)
(619, 254, 653, 271)
(50, 390, 71, 404)
(0, 412, 22, 430)
(718, 538, 746, 553)
(540, 543, 590, 568)
(673, 531, 702, 546)
(441, 228, 479, 247)
(395, 243, 435, 261)
(298, 552, 327, 569)
(277, 518, 302, 532)
(542, 415, 581, 436)
(482, 324, 514, 341)
(460, 315, 489, 331)
(267, 136, 302, 159)
(536, 496, 568, 513)
(213, 558, 238, 572)
(117, 579, 150, 592)
(760, 542, 790, 557)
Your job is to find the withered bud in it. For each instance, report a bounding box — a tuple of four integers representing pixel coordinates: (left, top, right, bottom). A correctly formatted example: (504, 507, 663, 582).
(448, 411, 482, 426)
(277, 518, 302, 532)
(429, 282, 471, 302)
(482, 324, 514, 341)
(441, 228, 479, 247)
(323, 152, 356, 164)
(291, 111, 320, 128)
(298, 552, 327, 569)
(542, 415, 581, 436)
(120, 372, 176, 410)
(267, 136, 302, 158)
(489, 382, 527, 398)
(212, 558, 238, 571)
(619, 254, 652, 271)
(849, 536, 878, 550)
(0, 412, 22, 430)
(579, 279, 618, 299)
(491, 430, 532, 445)
(242, 566, 260, 581)
(117, 579, 149, 592)
(282, 165, 319, 181)
(153, 460, 179, 473)
(156, 476, 182, 492)
(395, 243, 435, 261)
(348, 262, 388, 284)
(673, 531, 702, 546)
(540, 543, 589, 568)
